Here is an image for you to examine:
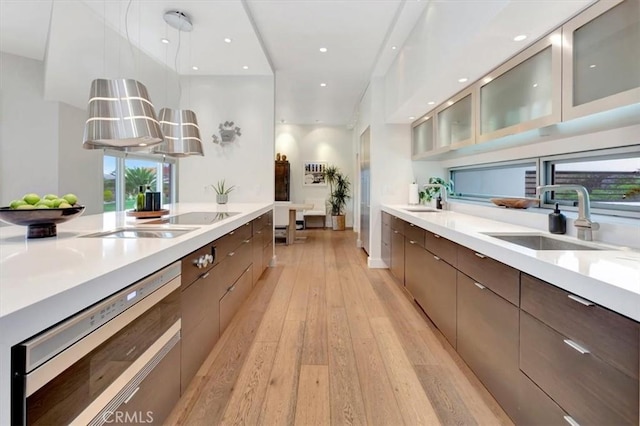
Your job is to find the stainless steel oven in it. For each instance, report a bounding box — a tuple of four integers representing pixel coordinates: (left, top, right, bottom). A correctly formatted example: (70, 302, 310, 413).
(11, 262, 182, 425)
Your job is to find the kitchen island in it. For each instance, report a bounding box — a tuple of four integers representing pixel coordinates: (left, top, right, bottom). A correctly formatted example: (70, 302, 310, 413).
(0, 202, 272, 425)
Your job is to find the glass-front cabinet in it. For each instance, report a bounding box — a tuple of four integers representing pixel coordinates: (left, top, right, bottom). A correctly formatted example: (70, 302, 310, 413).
(477, 30, 562, 143)
(411, 113, 436, 159)
(562, 0, 640, 120)
(436, 87, 475, 150)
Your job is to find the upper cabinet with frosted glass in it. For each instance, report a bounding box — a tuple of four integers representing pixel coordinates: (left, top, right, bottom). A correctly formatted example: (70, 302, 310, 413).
(477, 29, 562, 143)
(436, 87, 475, 150)
(411, 113, 437, 159)
(562, 0, 640, 120)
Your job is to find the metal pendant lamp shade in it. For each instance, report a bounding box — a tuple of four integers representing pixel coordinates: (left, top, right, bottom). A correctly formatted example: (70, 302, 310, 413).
(83, 78, 164, 150)
(152, 108, 204, 156)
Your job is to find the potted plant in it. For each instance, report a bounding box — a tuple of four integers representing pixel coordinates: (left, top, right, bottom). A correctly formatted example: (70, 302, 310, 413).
(419, 177, 453, 208)
(211, 179, 235, 204)
(324, 166, 351, 231)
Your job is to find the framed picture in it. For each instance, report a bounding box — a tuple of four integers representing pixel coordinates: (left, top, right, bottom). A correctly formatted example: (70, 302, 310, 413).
(303, 162, 327, 186)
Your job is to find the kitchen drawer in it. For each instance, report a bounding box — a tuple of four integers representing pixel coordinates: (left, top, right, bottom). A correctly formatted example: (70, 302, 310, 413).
(516, 371, 568, 426)
(215, 238, 253, 300)
(390, 215, 405, 234)
(262, 242, 273, 270)
(404, 222, 425, 248)
(457, 246, 519, 306)
(521, 273, 638, 379)
(520, 311, 638, 426)
(181, 243, 215, 288)
(252, 212, 269, 234)
(252, 233, 263, 285)
(381, 240, 391, 268)
(220, 265, 253, 335)
(424, 232, 457, 267)
(214, 221, 252, 264)
(390, 229, 405, 284)
(381, 220, 391, 245)
(117, 343, 180, 425)
(457, 271, 519, 421)
(382, 211, 391, 227)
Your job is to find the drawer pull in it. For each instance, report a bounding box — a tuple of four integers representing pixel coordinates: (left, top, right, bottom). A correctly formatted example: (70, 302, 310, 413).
(123, 386, 140, 404)
(433, 256, 441, 261)
(433, 234, 441, 238)
(563, 415, 580, 426)
(229, 284, 236, 292)
(409, 223, 415, 227)
(229, 231, 235, 235)
(394, 230, 399, 234)
(568, 294, 594, 307)
(474, 252, 486, 259)
(474, 282, 486, 290)
(243, 239, 251, 244)
(563, 339, 590, 355)
(200, 272, 210, 280)
(229, 251, 235, 257)
(409, 240, 416, 245)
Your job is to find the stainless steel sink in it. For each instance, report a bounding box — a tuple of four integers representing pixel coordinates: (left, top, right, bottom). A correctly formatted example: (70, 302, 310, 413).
(402, 207, 441, 213)
(483, 233, 607, 251)
(82, 227, 197, 239)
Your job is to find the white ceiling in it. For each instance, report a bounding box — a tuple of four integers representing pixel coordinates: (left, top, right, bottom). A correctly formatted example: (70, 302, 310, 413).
(0, 0, 594, 127)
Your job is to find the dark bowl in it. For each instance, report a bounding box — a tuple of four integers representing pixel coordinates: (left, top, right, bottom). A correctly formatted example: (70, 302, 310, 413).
(0, 206, 86, 238)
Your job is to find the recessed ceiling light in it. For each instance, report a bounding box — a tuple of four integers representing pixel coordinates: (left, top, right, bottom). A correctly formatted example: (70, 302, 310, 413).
(319, 47, 328, 53)
(533, 83, 538, 88)
(589, 64, 596, 68)
(458, 77, 468, 83)
(224, 37, 232, 43)
(408, 116, 415, 120)
(161, 38, 170, 44)
(320, 83, 327, 87)
(192, 66, 198, 70)
(242, 65, 249, 70)
(513, 34, 527, 42)
(427, 101, 435, 105)
(391, 46, 397, 50)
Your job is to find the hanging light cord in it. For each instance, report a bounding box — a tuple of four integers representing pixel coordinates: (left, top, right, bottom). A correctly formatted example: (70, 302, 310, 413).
(124, 0, 135, 76)
(174, 22, 183, 97)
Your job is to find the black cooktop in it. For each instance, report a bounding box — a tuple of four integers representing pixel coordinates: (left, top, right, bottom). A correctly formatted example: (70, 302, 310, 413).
(146, 211, 240, 225)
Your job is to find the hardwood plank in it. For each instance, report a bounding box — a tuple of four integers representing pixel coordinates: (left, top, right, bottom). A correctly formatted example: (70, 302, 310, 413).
(285, 249, 312, 321)
(325, 240, 345, 309)
(352, 338, 405, 426)
(371, 316, 441, 425)
(254, 262, 297, 342)
(258, 320, 306, 425)
(339, 260, 374, 340)
(294, 365, 331, 426)
(301, 282, 328, 365)
(218, 341, 278, 425)
(414, 364, 478, 426)
(328, 307, 367, 426)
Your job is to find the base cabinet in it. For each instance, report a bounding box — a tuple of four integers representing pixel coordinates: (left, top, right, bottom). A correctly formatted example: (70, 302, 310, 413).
(457, 271, 520, 421)
(220, 266, 253, 334)
(390, 228, 405, 284)
(516, 371, 568, 426)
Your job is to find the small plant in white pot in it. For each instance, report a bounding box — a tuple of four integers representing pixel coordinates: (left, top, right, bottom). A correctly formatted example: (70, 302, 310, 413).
(211, 180, 235, 204)
(324, 166, 351, 231)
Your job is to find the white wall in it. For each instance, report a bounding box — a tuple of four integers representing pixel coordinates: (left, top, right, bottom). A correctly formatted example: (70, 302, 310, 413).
(178, 75, 275, 203)
(275, 124, 355, 227)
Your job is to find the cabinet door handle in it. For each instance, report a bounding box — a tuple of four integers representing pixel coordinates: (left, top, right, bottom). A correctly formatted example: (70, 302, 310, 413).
(394, 230, 399, 234)
(243, 239, 251, 244)
(228, 284, 236, 292)
(409, 223, 415, 227)
(568, 294, 594, 307)
(433, 256, 440, 261)
(563, 415, 580, 426)
(433, 234, 441, 238)
(474, 282, 486, 290)
(229, 231, 235, 235)
(200, 272, 210, 280)
(474, 252, 486, 259)
(563, 339, 590, 355)
(229, 251, 235, 257)
(409, 240, 416, 245)
(123, 386, 140, 404)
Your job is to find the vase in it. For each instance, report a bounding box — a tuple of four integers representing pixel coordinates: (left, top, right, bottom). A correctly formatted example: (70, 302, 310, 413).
(331, 215, 345, 231)
(216, 193, 228, 204)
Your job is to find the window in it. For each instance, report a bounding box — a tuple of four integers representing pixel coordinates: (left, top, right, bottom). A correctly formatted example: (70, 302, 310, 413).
(450, 160, 537, 200)
(449, 146, 640, 218)
(542, 149, 640, 215)
(103, 152, 177, 212)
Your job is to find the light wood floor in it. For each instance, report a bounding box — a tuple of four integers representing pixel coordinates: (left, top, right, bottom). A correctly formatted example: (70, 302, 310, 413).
(167, 230, 513, 425)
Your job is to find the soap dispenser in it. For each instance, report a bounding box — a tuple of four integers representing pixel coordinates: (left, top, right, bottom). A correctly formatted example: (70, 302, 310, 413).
(549, 203, 566, 234)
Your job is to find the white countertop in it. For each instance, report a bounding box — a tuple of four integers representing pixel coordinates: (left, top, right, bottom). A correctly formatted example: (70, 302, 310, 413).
(383, 205, 640, 323)
(0, 202, 272, 343)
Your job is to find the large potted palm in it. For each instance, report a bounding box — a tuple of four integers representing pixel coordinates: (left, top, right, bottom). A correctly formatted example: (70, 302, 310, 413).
(324, 166, 351, 231)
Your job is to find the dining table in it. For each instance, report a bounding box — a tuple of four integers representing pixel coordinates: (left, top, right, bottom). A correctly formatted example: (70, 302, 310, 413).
(286, 203, 312, 244)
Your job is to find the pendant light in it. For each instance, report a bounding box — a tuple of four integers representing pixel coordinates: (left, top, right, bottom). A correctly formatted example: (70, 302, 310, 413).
(83, 1, 163, 150)
(152, 11, 203, 157)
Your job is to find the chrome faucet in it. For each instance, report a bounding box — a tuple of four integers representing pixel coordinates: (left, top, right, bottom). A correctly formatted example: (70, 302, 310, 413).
(536, 184, 599, 241)
(423, 184, 448, 210)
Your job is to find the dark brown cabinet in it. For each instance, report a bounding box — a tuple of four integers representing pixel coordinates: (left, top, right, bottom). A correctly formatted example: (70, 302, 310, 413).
(275, 160, 290, 201)
(381, 212, 391, 267)
(390, 216, 406, 284)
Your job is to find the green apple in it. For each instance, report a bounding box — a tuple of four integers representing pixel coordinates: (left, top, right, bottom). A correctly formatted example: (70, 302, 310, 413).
(58, 202, 72, 208)
(44, 194, 59, 200)
(34, 204, 50, 209)
(16, 204, 36, 210)
(9, 199, 27, 209)
(52, 198, 66, 208)
(36, 199, 54, 208)
(23, 193, 40, 205)
(62, 193, 78, 205)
